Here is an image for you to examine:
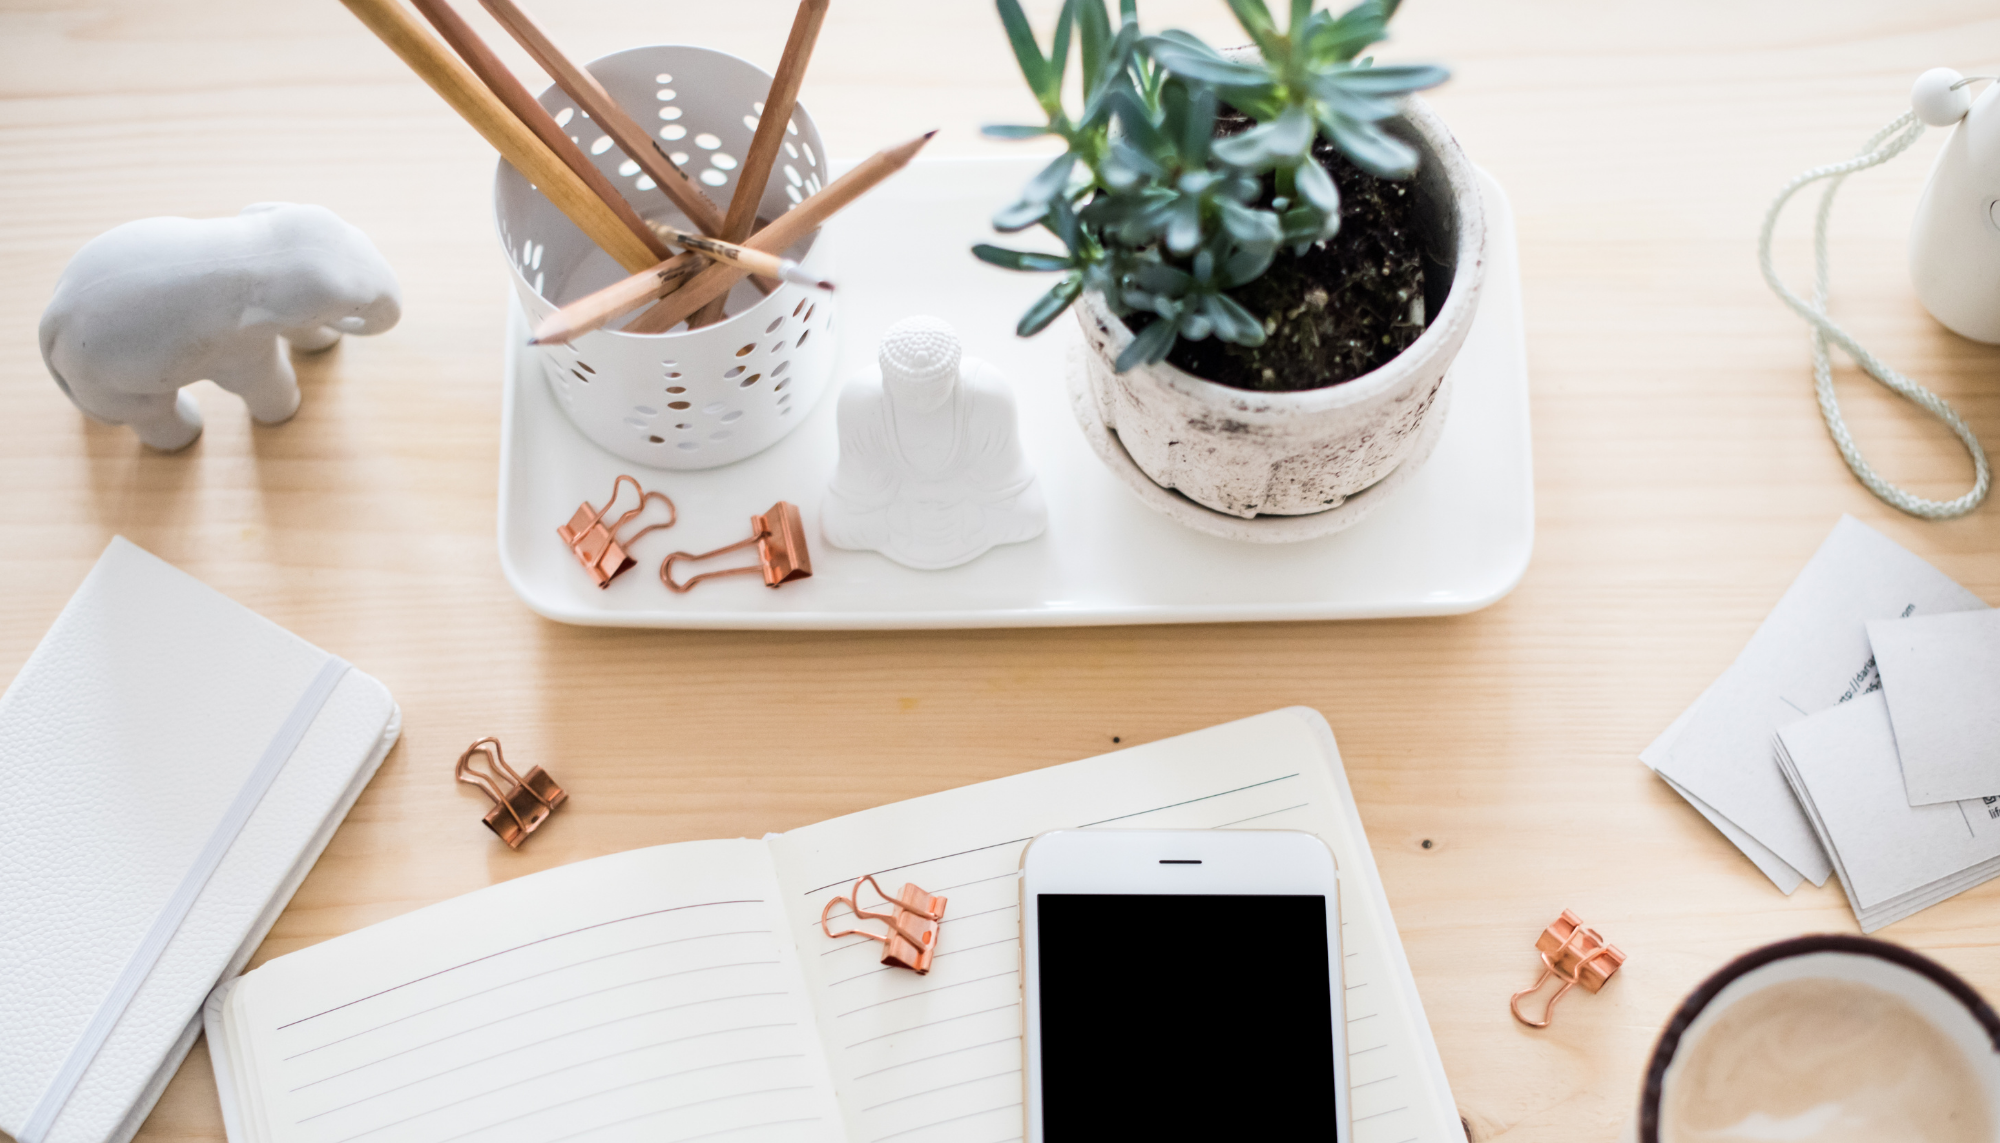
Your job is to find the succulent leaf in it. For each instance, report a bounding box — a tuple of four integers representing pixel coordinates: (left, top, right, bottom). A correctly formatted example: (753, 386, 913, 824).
(1018, 273, 1085, 335)
(1115, 317, 1178, 371)
(996, 0, 1053, 101)
(971, 244, 1074, 272)
(992, 198, 1051, 232)
(1209, 292, 1267, 344)
(1141, 32, 1269, 88)
(1292, 151, 1340, 216)
(1050, 1, 1076, 99)
(1212, 103, 1314, 169)
(1318, 111, 1416, 177)
(1335, 61, 1450, 94)
(1308, 0, 1390, 62)
(1222, 0, 1283, 56)
(980, 0, 1444, 366)
(981, 124, 1054, 139)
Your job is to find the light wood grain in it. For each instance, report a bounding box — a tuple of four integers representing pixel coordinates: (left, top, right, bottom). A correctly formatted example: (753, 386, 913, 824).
(2, 3, 1999, 1140)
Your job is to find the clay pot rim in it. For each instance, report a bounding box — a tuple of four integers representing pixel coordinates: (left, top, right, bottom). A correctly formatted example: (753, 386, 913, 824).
(1078, 94, 1485, 417)
(1634, 933, 2000, 1143)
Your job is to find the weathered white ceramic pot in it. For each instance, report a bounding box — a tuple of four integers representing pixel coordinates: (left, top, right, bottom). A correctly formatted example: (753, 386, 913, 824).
(1073, 95, 1485, 520)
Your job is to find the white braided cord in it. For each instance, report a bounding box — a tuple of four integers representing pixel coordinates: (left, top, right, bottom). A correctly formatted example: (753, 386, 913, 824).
(1756, 110, 1991, 519)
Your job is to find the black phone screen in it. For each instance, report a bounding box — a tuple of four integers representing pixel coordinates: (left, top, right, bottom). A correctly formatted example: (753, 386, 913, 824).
(1035, 893, 1338, 1140)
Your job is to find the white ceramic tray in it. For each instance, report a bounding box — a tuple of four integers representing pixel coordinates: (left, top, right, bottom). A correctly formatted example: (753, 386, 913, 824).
(498, 156, 1533, 629)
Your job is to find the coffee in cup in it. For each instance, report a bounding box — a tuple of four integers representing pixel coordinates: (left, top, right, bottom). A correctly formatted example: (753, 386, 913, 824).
(1639, 936, 2000, 1143)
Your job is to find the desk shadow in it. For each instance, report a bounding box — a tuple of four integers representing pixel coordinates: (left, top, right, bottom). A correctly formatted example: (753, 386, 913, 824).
(79, 394, 205, 545)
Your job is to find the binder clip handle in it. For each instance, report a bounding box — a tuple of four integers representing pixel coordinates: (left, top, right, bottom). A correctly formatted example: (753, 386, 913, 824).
(662, 529, 767, 593)
(1509, 909, 1625, 1029)
(559, 475, 677, 589)
(661, 501, 812, 593)
(820, 875, 948, 975)
(590, 474, 678, 539)
(454, 736, 567, 849)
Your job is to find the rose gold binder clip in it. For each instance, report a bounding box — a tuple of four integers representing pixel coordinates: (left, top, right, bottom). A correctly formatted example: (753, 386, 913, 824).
(558, 474, 676, 588)
(820, 875, 948, 975)
(661, 501, 812, 592)
(1510, 909, 1625, 1028)
(455, 736, 567, 849)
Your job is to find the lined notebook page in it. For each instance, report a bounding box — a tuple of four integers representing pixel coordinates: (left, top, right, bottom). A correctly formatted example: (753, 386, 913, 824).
(768, 707, 1458, 1143)
(217, 840, 842, 1143)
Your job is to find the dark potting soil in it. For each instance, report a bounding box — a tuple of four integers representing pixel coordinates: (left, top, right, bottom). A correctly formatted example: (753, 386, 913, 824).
(1135, 115, 1428, 393)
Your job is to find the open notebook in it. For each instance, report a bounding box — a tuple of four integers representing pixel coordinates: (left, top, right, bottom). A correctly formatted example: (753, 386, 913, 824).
(205, 707, 1460, 1143)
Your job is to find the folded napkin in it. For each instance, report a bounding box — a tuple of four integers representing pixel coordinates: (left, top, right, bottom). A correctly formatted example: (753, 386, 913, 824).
(0, 538, 400, 1143)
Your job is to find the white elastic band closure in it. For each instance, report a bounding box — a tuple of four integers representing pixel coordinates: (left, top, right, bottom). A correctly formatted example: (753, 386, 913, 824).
(19, 656, 351, 1143)
(1757, 110, 1992, 519)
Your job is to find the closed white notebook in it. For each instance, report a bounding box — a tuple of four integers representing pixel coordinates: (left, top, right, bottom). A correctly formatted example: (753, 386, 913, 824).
(205, 706, 1462, 1143)
(0, 538, 401, 1143)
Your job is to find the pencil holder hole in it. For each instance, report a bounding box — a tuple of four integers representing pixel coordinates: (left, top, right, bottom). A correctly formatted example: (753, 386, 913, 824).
(495, 44, 836, 471)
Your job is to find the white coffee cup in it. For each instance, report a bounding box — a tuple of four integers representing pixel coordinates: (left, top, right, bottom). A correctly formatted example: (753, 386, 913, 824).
(1635, 935, 2000, 1143)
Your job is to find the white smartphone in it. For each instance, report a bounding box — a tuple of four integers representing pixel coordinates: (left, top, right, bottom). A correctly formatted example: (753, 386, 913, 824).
(1020, 828, 1349, 1142)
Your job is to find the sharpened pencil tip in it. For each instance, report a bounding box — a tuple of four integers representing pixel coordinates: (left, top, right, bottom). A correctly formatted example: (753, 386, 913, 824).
(924, 129, 939, 139)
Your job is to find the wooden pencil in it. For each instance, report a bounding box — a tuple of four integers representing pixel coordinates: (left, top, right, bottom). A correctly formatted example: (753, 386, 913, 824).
(527, 254, 703, 344)
(688, 0, 830, 328)
(529, 229, 837, 346)
(477, 0, 728, 237)
(408, 0, 671, 262)
(623, 129, 936, 336)
(337, 0, 660, 273)
(644, 220, 833, 290)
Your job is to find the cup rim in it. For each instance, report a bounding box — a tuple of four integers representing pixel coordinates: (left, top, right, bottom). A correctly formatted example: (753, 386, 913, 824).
(1637, 934, 2000, 1143)
(490, 42, 830, 342)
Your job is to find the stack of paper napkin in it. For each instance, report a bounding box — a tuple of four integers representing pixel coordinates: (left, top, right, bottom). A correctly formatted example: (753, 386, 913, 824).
(1643, 516, 1996, 931)
(0, 539, 400, 1143)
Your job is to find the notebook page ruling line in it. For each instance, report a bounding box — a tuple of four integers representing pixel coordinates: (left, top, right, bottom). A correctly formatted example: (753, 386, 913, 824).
(221, 841, 843, 1143)
(767, 708, 1460, 1143)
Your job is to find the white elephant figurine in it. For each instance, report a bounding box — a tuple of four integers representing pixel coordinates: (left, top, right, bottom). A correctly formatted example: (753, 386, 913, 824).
(37, 203, 401, 451)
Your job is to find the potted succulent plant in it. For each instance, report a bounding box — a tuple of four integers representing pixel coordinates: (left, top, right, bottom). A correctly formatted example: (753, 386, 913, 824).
(975, 0, 1484, 527)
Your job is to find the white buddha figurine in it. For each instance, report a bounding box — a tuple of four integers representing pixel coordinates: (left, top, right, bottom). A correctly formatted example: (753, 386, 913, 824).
(822, 316, 1046, 570)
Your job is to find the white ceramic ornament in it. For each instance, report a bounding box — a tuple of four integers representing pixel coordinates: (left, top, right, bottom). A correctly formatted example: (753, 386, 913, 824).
(822, 315, 1046, 570)
(38, 203, 401, 450)
(1909, 68, 2000, 344)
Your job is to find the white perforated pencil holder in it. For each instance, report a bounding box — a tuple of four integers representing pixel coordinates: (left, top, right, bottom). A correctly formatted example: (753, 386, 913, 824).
(493, 45, 836, 470)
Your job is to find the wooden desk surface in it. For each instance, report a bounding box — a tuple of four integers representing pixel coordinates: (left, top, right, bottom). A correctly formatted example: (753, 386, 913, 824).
(3, 2, 1998, 1138)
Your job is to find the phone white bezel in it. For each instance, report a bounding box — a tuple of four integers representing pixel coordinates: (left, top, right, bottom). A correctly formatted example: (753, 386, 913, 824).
(1018, 828, 1349, 1143)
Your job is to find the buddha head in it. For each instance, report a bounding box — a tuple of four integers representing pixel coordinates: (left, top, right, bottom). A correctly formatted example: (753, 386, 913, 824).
(879, 315, 961, 412)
